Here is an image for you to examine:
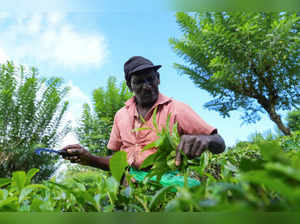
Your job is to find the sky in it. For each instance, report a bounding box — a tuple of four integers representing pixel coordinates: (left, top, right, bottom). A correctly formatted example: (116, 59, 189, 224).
(0, 1, 285, 149)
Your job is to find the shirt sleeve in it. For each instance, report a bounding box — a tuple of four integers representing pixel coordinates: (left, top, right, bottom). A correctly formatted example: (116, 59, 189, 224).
(107, 112, 122, 151)
(174, 101, 217, 136)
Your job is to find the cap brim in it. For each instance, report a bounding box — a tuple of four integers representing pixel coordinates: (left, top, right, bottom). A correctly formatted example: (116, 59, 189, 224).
(131, 64, 161, 74)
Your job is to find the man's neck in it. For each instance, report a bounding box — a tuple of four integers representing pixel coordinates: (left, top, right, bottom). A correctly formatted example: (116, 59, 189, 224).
(136, 102, 153, 119)
(135, 97, 157, 119)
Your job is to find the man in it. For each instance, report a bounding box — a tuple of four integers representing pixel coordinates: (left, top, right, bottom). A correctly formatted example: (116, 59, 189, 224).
(62, 56, 225, 171)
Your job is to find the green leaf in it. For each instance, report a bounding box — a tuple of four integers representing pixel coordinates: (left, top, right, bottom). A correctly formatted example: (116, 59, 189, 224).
(265, 162, 300, 182)
(241, 170, 299, 200)
(25, 168, 39, 185)
(109, 151, 128, 183)
(166, 113, 171, 135)
(131, 127, 152, 133)
(239, 158, 264, 171)
(0, 189, 8, 200)
(198, 151, 209, 174)
(12, 171, 26, 191)
(142, 136, 165, 151)
(19, 186, 34, 203)
(103, 204, 114, 212)
(0, 178, 11, 188)
(152, 107, 159, 132)
(30, 198, 44, 211)
(19, 184, 47, 203)
(140, 153, 158, 169)
(149, 185, 174, 210)
(0, 198, 17, 209)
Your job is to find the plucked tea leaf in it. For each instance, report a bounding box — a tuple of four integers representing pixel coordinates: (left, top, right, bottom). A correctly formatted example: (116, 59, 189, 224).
(140, 153, 158, 169)
(142, 136, 165, 151)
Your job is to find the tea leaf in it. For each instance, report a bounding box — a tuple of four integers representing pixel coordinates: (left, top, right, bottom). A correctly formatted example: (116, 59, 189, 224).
(149, 185, 174, 210)
(0, 197, 17, 209)
(140, 153, 158, 169)
(0, 178, 11, 188)
(131, 127, 152, 132)
(265, 162, 300, 181)
(152, 107, 159, 132)
(109, 151, 128, 183)
(25, 168, 39, 185)
(12, 171, 26, 192)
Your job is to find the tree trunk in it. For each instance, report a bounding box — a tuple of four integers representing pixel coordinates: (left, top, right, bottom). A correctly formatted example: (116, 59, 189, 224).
(268, 107, 291, 136)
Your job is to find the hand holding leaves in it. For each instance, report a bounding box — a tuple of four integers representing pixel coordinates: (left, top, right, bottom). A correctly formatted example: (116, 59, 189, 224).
(175, 135, 209, 166)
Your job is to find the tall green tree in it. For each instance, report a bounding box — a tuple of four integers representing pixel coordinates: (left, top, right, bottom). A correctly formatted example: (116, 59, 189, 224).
(170, 12, 299, 135)
(76, 76, 132, 156)
(0, 61, 70, 181)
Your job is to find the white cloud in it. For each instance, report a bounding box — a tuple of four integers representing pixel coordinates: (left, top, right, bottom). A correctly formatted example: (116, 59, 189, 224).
(58, 81, 92, 147)
(52, 26, 107, 66)
(0, 12, 108, 68)
(64, 80, 92, 127)
(0, 47, 9, 63)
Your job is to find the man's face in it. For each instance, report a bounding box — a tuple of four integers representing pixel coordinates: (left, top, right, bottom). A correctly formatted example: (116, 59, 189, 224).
(130, 69, 160, 107)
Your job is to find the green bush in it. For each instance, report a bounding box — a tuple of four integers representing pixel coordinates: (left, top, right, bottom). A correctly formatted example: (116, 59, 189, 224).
(0, 62, 70, 182)
(76, 76, 132, 156)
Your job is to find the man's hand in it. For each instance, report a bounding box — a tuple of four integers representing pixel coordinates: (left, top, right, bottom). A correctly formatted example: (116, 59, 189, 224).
(175, 135, 209, 166)
(61, 144, 93, 166)
(175, 133, 226, 166)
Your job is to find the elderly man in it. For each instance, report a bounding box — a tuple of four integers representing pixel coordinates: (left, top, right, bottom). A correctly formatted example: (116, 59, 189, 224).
(62, 56, 225, 171)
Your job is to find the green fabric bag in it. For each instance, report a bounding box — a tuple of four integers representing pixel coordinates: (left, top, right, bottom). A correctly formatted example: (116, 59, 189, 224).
(129, 168, 201, 190)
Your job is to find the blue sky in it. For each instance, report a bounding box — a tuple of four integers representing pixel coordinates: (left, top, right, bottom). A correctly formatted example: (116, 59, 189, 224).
(0, 1, 284, 148)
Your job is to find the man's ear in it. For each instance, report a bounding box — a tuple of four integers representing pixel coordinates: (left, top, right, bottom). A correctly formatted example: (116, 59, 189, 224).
(156, 71, 160, 85)
(126, 80, 133, 92)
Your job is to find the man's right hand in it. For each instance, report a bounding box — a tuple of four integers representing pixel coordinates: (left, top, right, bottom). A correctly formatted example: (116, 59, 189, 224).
(61, 144, 93, 166)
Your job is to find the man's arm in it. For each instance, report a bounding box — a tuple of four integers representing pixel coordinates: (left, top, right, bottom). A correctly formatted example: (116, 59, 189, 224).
(61, 144, 111, 171)
(175, 133, 225, 166)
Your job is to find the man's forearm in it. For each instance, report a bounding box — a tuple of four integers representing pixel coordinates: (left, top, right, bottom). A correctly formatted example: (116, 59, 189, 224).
(88, 155, 111, 171)
(207, 134, 226, 154)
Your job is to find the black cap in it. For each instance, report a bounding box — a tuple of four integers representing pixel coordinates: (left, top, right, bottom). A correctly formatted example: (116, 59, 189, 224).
(124, 56, 161, 83)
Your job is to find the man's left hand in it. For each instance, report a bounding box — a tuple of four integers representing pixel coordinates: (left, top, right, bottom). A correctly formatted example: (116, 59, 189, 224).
(175, 135, 209, 166)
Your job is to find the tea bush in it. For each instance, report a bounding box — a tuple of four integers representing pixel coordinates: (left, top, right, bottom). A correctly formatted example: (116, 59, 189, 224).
(0, 131, 298, 211)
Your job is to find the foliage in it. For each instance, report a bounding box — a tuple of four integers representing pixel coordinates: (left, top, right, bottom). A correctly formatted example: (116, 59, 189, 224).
(76, 76, 132, 156)
(0, 130, 299, 212)
(0, 62, 70, 182)
(170, 12, 300, 135)
(287, 109, 300, 132)
(136, 108, 190, 182)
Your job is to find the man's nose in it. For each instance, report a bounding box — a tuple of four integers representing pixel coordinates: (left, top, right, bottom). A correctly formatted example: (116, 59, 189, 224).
(142, 80, 151, 89)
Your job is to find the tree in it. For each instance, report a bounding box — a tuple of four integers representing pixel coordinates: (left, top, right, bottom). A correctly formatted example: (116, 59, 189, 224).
(76, 76, 132, 156)
(0, 61, 70, 181)
(170, 12, 300, 135)
(287, 109, 300, 132)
